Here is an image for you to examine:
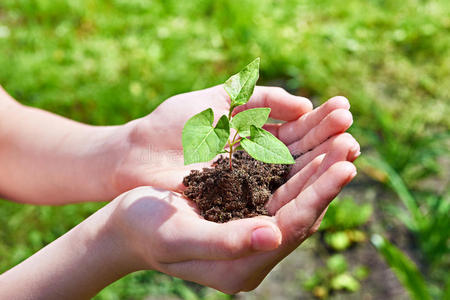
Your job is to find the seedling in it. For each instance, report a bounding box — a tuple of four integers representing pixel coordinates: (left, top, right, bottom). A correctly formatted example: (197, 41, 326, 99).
(182, 58, 295, 169)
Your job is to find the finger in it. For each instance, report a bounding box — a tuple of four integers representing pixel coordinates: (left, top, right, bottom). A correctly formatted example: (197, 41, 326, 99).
(289, 132, 360, 176)
(279, 96, 350, 145)
(276, 161, 356, 242)
(303, 132, 361, 189)
(267, 154, 325, 215)
(149, 165, 209, 193)
(262, 123, 281, 137)
(301, 133, 360, 233)
(309, 207, 329, 235)
(288, 108, 353, 155)
(169, 216, 282, 261)
(269, 133, 359, 216)
(233, 86, 313, 121)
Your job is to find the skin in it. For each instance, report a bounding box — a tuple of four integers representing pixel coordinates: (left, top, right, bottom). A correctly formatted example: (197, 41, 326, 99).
(0, 85, 359, 298)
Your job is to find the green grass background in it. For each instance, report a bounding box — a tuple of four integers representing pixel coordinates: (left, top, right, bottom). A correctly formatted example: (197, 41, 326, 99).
(0, 0, 448, 299)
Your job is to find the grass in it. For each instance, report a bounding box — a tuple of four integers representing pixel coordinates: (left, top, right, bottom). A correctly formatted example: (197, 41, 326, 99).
(363, 155, 449, 298)
(371, 234, 432, 300)
(0, 0, 449, 298)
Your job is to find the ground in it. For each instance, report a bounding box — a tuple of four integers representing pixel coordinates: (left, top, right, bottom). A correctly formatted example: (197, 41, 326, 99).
(0, 0, 448, 299)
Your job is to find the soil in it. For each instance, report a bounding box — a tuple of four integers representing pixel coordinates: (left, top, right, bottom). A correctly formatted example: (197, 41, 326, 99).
(183, 151, 291, 223)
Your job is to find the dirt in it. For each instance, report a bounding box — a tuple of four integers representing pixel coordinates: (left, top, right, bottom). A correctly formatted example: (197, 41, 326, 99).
(182, 151, 291, 223)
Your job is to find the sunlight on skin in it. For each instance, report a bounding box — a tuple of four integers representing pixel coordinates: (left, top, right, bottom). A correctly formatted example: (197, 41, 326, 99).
(113, 85, 356, 194)
(0, 84, 359, 298)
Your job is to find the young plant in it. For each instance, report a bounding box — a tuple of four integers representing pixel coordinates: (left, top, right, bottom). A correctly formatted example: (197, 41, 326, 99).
(182, 58, 295, 168)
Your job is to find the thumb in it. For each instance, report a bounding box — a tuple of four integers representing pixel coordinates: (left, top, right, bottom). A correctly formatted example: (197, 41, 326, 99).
(171, 216, 282, 261)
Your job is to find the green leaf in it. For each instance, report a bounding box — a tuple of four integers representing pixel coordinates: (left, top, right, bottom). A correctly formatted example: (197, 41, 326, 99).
(327, 254, 348, 274)
(224, 58, 260, 108)
(330, 273, 360, 292)
(319, 196, 373, 231)
(241, 126, 295, 164)
(354, 266, 370, 280)
(371, 234, 431, 300)
(325, 231, 351, 251)
(231, 108, 270, 137)
(182, 109, 230, 165)
(360, 156, 420, 230)
(303, 273, 322, 291)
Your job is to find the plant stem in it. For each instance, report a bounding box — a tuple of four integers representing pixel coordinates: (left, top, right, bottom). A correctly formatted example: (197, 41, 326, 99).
(229, 143, 233, 170)
(230, 137, 241, 146)
(231, 131, 239, 144)
(227, 106, 237, 170)
(227, 132, 241, 170)
(228, 106, 234, 120)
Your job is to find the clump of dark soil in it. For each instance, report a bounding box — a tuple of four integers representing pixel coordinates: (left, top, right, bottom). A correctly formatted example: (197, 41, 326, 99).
(183, 151, 291, 223)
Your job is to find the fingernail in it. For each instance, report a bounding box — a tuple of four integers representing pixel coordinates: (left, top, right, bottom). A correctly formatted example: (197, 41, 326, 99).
(251, 226, 281, 251)
(346, 170, 357, 184)
(352, 150, 361, 161)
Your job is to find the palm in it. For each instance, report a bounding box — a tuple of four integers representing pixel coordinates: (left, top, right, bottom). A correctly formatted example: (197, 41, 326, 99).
(114, 85, 354, 195)
(122, 128, 359, 293)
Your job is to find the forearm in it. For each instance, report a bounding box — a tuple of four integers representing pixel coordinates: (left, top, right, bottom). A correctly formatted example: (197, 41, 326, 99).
(0, 87, 130, 204)
(0, 201, 137, 300)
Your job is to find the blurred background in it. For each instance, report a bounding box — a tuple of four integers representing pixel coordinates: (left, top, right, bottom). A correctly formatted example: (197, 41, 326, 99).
(0, 0, 449, 299)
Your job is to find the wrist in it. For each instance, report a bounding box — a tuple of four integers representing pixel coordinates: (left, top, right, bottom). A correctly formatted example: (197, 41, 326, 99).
(83, 123, 135, 201)
(108, 117, 159, 195)
(81, 201, 141, 275)
(107, 191, 156, 272)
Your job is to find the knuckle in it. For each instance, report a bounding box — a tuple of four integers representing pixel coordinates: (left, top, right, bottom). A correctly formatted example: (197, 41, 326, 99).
(289, 227, 309, 242)
(274, 86, 288, 95)
(302, 97, 314, 111)
(329, 108, 352, 125)
(333, 132, 357, 149)
(277, 209, 310, 243)
(222, 236, 245, 258)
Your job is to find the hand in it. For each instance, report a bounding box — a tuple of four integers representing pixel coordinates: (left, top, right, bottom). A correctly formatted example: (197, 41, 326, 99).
(0, 132, 359, 299)
(112, 85, 357, 194)
(109, 132, 358, 293)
